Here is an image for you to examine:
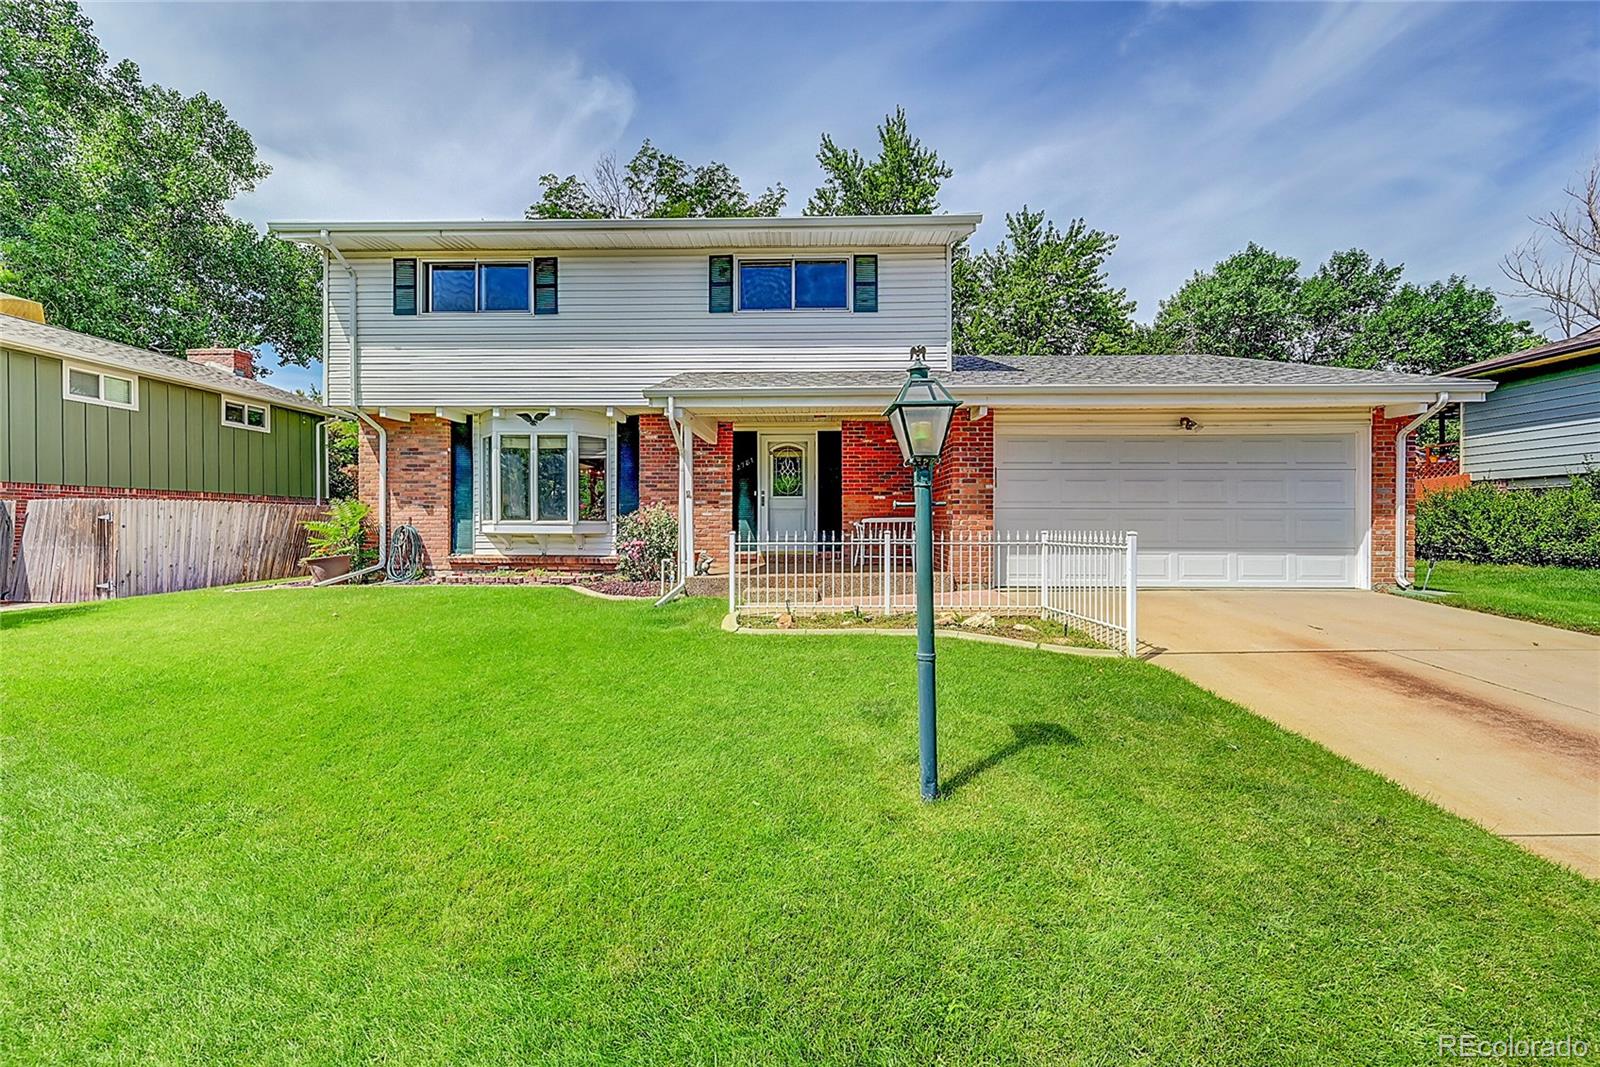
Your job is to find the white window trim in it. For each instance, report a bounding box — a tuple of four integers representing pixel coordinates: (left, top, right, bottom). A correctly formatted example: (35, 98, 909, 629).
(61, 361, 138, 411)
(420, 258, 537, 315)
(480, 417, 614, 534)
(733, 255, 853, 313)
(221, 396, 272, 433)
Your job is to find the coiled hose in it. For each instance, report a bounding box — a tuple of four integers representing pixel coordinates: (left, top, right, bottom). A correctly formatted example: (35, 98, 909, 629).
(385, 524, 425, 583)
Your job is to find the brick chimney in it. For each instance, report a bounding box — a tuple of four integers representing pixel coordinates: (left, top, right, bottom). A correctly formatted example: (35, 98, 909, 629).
(185, 347, 256, 380)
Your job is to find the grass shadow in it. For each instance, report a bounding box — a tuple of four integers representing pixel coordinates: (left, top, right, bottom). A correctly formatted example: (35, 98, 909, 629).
(0, 602, 108, 631)
(942, 720, 1079, 796)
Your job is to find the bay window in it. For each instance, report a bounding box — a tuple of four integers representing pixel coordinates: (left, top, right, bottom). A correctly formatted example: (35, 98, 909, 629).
(481, 418, 613, 530)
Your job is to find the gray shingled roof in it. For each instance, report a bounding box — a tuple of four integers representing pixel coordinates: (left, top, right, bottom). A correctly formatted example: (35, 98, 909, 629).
(650, 353, 1487, 394)
(0, 314, 331, 414)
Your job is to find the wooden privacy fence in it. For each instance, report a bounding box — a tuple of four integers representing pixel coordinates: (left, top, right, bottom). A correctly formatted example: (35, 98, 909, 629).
(4, 498, 324, 603)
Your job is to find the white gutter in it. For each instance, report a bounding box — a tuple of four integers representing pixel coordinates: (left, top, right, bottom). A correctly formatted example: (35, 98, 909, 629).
(656, 395, 691, 604)
(1393, 391, 1450, 589)
(314, 407, 388, 587)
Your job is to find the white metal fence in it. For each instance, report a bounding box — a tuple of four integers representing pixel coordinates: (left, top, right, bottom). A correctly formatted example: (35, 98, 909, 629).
(727, 529, 1138, 655)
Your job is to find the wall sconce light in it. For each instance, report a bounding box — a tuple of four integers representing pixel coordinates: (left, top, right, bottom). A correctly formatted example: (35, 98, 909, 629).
(1178, 416, 1201, 432)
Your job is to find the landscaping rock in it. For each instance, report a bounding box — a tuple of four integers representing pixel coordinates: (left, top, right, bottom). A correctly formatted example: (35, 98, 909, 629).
(1013, 623, 1037, 633)
(962, 612, 995, 628)
(776, 613, 795, 629)
(935, 612, 958, 626)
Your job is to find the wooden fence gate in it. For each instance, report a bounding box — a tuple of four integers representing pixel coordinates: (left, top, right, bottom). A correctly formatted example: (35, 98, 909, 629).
(3, 498, 324, 603)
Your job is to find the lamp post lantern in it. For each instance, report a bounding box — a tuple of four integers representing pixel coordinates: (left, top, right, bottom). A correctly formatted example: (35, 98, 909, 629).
(883, 346, 961, 801)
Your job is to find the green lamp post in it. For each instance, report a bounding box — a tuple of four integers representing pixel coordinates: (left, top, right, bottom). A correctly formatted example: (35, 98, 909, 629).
(883, 346, 962, 801)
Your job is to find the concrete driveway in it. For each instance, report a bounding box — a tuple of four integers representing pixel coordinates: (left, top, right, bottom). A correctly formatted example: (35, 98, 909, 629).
(1139, 590, 1600, 877)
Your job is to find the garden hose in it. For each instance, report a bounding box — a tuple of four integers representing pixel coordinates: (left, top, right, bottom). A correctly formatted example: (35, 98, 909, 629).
(386, 525, 425, 583)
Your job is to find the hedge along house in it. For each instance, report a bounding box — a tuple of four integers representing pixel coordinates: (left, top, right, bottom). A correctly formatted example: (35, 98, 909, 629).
(1, 306, 333, 594)
(272, 214, 1493, 590)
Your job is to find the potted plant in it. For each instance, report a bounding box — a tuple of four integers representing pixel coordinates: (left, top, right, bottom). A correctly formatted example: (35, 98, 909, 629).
(301, 498, 370, 582)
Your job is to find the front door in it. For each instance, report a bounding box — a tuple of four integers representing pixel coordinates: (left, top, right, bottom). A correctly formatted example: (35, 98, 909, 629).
(758, 434, 815, 537)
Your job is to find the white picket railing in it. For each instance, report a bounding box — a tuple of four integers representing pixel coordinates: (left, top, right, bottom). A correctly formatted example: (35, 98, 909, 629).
(727, 529, 1139, 655)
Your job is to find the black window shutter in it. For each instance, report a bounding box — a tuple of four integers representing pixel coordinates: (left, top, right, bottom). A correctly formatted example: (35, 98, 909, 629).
(853, 255, 877, 312)
(393, 258, 417, 315)
(709, 255, 733, 313)
(534, 257, 558, 315)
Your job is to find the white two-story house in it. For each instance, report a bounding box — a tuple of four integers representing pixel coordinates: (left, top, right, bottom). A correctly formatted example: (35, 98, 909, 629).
(272, 215, 1490, 589)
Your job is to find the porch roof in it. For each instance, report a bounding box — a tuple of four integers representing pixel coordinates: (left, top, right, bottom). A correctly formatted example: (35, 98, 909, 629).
(645, 353, 1494, 412)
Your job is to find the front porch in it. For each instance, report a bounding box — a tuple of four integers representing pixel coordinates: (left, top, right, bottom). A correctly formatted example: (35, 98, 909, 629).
(662, 411, 996, 576)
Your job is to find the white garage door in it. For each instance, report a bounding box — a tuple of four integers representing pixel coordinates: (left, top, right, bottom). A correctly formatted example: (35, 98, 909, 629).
(995, 431, 1365, 588)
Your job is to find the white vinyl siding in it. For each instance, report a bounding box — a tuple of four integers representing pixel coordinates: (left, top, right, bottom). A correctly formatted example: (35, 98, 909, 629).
(993, 419, 1369, 589)
(323, 246, 951, 407)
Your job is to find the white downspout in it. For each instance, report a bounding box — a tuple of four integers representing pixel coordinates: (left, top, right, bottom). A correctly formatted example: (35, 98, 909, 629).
(315, 407, 388, 586)
(1393, 391, 1450, 589)
(306, 231, 387, 586)
(655, 396, 690, 605)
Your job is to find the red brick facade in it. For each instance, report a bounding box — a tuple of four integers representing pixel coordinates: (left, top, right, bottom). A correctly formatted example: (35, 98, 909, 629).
(1, 481, 314, 559)
(932, 412, 994, 535)
(1370, 410, 1418, 585)
(840, 419, 914, 529)
(357, 414, 452, 570)
(691, 422, 734, 565)
(638, 414, 679, 508)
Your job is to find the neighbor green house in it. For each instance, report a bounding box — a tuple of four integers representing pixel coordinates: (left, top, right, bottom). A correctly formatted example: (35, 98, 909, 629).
(1, 307, 332, 561)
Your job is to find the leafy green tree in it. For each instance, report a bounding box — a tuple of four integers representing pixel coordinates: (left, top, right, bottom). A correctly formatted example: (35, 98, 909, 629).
(1345, 277, 1544, 374)
(0, 0, 321, 367)
(1151, 243, 1303, 361)
(1297, 249, 1402, 365)
(527, 140, 785, 219)
(954, 208, 1136, 356)
(806, 107, 952, 216)
(1146, 243, 1539, 370)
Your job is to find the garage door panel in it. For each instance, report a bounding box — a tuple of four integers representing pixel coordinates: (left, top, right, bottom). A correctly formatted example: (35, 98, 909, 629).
(1294, 472, 1355, 506)
(1294, 436, 1358, 465)
(1176, 476, 1229, 504)
(1175, 553, 1232, 582)
(1119, 474, 1172, 503)
(1236, 474, 1290, 504)
(995, 429, 1364, 589)
(1236, 554, 1291, 583)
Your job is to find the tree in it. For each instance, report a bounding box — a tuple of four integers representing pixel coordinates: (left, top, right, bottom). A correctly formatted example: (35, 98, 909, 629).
(0, 0, 321, 368)
(1151, 243, 1304, 362)
(953, 208, 1136, 356)
(527, 140, 785, 219)
(1147, 243, 1540, 371)
(1502, 158, 1600, 337)
(806, 107, 952, 216)
(1345, 277, 1544, 374)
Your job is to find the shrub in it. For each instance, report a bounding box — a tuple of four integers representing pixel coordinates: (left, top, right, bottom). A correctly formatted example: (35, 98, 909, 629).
(302, 498, 370, 559)
(615, 503, 679, 581)
(1416, 473, 1600, 567)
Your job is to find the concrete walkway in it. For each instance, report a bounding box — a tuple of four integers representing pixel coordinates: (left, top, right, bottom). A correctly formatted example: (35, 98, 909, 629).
(1139, 590, 1600, 877)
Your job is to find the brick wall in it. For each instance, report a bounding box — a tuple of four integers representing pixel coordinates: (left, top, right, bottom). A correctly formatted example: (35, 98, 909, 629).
(1370, 410, 1418, 585)
(358, 414, 452, 571)
(1, 481, 314, 560)
(691, 422, 733, 566)
(933, 412, 994, 535)
(638, 414, 679, 511)
(840, 419, 914, 529)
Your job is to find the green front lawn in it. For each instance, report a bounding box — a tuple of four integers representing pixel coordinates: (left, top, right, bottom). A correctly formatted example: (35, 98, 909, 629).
(1408, 560, 1600, 633)
(3, 588, 1595, 1064)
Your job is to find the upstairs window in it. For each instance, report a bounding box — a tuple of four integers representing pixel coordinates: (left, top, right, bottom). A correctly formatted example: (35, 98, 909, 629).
(737, 258, 849, 311)
(422, 260, 555, 314)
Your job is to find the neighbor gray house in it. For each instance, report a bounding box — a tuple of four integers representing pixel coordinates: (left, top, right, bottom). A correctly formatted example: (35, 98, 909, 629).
(1453, 326, 1600, 486)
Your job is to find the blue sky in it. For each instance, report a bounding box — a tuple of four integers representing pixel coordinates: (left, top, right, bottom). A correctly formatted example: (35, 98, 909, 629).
(84, 1, 1599, 395)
